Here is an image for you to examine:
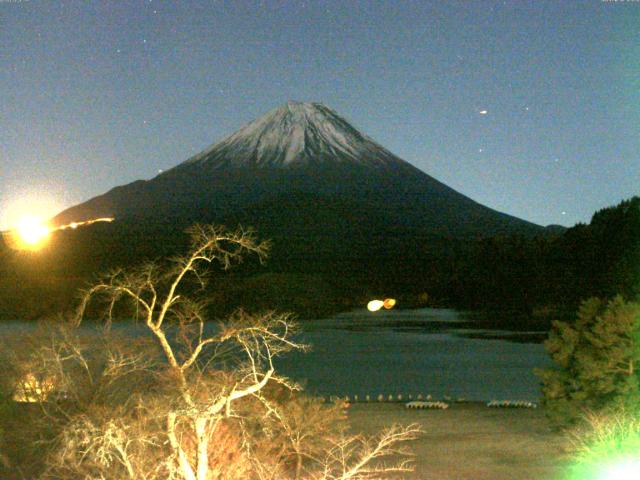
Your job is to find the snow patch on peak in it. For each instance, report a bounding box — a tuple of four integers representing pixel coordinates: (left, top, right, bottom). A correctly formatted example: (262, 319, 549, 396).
(180, 102, 406, 170)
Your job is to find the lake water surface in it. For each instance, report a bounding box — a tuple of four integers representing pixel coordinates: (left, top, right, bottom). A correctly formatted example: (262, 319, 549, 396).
(1, 308, 553, 402)
(274, 308, 553, 402)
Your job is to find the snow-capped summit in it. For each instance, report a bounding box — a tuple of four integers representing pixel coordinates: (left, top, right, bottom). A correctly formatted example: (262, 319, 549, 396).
(179, 101, 403, 170)
(54, 101, 545, 239)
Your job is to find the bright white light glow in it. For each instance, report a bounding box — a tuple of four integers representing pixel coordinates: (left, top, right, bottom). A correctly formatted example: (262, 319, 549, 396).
(2, 216, 115, 251)
(596, 459, 640, 480)
(15, 216, 50, 247)
(1, 191, 64, 231)
(367, 300, 384, 312)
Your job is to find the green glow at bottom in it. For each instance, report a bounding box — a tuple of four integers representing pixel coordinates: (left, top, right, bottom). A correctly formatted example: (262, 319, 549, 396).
(570, 458, 640, 480)
(565, 409, 640, 480)
(595, 459, 640, 480)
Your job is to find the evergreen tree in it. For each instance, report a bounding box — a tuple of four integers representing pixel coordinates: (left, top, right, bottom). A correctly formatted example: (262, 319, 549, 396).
(537, 296, 640, 426)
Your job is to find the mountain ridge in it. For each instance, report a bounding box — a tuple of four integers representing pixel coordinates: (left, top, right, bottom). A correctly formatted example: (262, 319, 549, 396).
(53, 101, 545, 239)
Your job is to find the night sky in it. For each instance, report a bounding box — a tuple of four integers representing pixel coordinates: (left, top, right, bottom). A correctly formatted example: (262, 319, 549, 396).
(2, 0, 638, 229)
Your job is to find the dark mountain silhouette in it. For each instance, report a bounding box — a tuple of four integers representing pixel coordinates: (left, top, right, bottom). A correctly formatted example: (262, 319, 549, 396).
(54, 102, 545, 238)
(9, 103, 615, 321)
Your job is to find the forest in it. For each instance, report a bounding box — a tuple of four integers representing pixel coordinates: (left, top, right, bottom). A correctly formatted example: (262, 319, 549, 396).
(1, 196, 638, 328)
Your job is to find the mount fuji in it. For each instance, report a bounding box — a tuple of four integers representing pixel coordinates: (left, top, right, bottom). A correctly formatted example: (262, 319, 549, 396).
(54, 101, 543, 241)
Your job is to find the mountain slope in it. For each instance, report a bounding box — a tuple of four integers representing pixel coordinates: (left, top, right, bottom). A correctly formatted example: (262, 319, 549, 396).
(54, 101, 543, 238)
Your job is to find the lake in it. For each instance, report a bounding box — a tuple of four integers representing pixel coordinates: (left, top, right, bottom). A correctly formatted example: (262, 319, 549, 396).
(0, 308, 553, 402)
(275, 308, 553, 402)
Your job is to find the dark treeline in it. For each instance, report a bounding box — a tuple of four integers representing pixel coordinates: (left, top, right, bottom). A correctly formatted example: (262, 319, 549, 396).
(443, 197, 639, 324)
(1, 197, 638, 326)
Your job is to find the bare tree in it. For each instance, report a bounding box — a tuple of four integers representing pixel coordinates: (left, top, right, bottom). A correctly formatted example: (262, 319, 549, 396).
(71, 225, 306, 480)
(315, 424, 422, 480)
(2, 225, 420, 480)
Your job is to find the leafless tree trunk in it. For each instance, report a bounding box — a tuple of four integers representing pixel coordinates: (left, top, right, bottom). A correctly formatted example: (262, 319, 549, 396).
(3, 224, 421, 480)
(73, 225, 317, 479)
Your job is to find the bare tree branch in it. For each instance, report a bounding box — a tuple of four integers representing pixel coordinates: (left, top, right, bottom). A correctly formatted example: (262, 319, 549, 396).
(3, 225, 420, 480)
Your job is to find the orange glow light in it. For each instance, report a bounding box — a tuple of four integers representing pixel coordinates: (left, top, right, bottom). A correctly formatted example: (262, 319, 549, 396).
(11, 216, 51, 250)
(383, 298, 397, 309)
(2, 216, 115, 251)
(57, 217, 114, 230)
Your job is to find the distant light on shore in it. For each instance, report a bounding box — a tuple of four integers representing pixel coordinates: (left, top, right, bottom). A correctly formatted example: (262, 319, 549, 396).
(383, 298, 397, 309)
(367, 298, 397, 312)
(367, 300, 384, 312)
